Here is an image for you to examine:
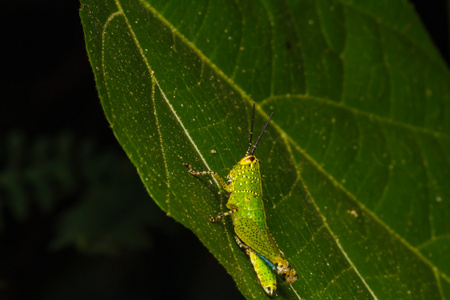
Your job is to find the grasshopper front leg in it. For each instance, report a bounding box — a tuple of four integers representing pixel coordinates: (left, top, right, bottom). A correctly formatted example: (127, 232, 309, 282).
(183, 162, 236, 222)
(183, 162, 232, 192)
(210, 208, 238, 222)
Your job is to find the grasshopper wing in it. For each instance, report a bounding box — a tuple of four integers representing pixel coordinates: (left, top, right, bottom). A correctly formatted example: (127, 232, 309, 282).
(233, 217, 281, 262)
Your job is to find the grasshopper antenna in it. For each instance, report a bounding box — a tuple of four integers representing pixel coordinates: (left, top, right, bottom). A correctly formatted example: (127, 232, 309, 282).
(250, 111, 273, 155)
(246, 103, 256, 155)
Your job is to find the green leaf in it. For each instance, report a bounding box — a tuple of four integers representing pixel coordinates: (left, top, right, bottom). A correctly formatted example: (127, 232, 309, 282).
(80, 0, 450, 299)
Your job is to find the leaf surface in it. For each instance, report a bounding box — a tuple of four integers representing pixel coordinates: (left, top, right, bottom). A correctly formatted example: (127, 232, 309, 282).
(80, 0, 450, 298)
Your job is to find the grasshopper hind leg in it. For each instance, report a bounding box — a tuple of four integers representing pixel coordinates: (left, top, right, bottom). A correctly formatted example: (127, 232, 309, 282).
(234, 236, 277, 296)
(234, 218, 299, 284)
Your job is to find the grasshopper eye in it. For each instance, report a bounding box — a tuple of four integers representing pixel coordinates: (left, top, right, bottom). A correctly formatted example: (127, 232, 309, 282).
(240, 155, 255, 164)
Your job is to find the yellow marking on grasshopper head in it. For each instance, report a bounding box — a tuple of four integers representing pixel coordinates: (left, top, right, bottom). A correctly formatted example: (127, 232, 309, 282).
(239, 154, 257, 165)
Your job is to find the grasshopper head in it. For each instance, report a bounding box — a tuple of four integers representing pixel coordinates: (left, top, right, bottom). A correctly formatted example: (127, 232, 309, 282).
(239, 154, 258, 165)
(227, 154, 260, 184)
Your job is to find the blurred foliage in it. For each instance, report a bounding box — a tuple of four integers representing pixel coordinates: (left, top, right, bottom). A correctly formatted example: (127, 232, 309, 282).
(0, 131, 162, 254)
(0, 133, 243, 300)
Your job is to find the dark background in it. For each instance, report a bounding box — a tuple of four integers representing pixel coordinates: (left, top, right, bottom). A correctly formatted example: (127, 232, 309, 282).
(0, 1, 448, 299)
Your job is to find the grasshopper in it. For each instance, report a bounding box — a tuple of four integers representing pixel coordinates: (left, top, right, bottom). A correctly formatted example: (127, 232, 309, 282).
(183, 103, 298, 296)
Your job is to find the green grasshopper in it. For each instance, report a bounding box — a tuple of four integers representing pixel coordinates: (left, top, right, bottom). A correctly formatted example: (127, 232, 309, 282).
(183, 103, 298, 296)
